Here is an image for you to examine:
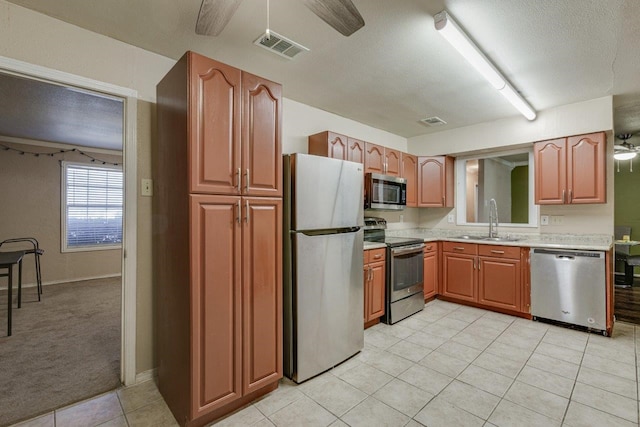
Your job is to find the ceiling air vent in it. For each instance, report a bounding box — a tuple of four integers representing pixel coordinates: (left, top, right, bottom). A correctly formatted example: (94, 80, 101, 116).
(253, 30, 309, 60)
(420, 116, 447, 127)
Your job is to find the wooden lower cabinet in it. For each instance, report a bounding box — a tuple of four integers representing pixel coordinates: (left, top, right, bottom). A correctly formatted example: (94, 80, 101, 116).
(442, 242, 477, 302)
(161, 195, 282, 425)
(478, 257, 521, 312)
(442, 243, 528, 315)
(241, 198, 283, 395)
(364, 248, 386, 324)
(423, 243, 438, 300)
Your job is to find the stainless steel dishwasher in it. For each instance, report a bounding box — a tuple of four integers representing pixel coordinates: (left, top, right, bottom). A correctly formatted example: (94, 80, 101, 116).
(530, 248, 607, 334)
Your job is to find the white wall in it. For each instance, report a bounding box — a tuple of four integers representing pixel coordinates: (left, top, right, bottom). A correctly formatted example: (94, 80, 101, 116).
(408, 97, 613, 156)
(282, 98, 407, 154)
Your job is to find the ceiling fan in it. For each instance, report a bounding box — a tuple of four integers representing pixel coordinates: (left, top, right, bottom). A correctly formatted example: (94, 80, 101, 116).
(614, 133, 639, 160)
(195, 0, 365, 37)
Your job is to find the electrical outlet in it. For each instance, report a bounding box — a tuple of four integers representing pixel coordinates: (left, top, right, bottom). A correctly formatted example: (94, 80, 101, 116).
(399, 214, 404, 223)
(141, 179, 153, 196)
(447, 214, 455, 223)
(551, 215, 563, 225)
(540, 215, 549, 226)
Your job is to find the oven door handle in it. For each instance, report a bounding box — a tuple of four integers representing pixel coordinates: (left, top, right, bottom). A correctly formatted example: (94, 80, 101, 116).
(391, 244, 425, 256)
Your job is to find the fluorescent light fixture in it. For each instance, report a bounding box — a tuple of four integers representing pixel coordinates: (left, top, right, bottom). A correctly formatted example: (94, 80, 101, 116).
(434, 10, 536, 121)
(499, 84, 536, 120)
(614, 151, 637, 160)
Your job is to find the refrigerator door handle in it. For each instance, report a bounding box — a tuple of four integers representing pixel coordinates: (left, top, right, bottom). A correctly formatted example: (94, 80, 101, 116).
(299, 226, 362, 237)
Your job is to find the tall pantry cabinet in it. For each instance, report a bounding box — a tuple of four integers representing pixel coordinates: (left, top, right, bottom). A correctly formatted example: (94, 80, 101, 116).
(155, 51, 283, 427)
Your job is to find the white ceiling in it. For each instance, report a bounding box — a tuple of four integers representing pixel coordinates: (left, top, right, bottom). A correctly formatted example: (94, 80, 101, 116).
(5, 0, 640, 141)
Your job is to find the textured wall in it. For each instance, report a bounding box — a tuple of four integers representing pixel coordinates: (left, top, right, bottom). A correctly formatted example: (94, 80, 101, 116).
(0, 142, 122, 285)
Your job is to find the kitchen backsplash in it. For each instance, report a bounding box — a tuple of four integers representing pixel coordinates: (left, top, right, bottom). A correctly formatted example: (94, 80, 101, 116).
(365, 207, 420, 230)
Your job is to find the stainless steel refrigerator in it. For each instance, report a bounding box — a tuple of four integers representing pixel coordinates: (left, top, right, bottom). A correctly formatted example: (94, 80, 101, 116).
(283, 153, 364, 383)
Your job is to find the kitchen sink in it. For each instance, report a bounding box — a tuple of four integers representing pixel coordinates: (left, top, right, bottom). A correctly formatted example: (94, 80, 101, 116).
(481, 236, 520, 242)
(453, 235, 476, 239)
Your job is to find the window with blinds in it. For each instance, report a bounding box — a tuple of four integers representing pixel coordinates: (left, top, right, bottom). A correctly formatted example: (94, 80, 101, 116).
(61, 161, 123, 251)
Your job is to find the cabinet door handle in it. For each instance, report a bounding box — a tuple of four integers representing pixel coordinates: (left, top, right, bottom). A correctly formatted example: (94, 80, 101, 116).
(442, 196, 445, 206)
(453, 247, 465, 251)
(236, 168, 241, 192)
(478, 259, 481, 270)
(569, 189, 573, 203)
(562, 189, 566, 203)
(245, 200, 250, 223)
(373, 254, 382, 259)
(490, 250, 505, 254)
(473, 259, 476, 270)
(368, 267, 372, 281)
(245, 169, 250, 192)
(426, 245, 433, 250)
(236, 200, 241, 224)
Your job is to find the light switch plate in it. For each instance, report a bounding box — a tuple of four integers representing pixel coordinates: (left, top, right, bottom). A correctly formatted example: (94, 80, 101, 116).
(447, 214, 455, 223)
(540, 215, 549, 225)
(141, 179, 153, 196)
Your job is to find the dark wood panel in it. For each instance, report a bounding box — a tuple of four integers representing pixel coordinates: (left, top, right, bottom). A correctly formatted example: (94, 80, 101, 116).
(614, 280, 640, 324)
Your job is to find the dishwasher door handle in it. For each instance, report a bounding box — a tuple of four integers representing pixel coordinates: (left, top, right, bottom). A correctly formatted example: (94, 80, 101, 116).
(557, 255, 575, 260)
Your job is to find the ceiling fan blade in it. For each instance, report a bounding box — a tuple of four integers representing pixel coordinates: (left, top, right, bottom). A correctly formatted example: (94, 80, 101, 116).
(304, 0, 365, 36)
(195, 0, 243, 36)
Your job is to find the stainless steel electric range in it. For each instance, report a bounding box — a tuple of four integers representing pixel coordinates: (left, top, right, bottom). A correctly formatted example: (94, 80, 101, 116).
(364, 217, 425, 324)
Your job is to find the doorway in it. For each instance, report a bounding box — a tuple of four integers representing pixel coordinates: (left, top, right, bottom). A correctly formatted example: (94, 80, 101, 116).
(0, 56, 138, 424)
(614, 151, 640, 324)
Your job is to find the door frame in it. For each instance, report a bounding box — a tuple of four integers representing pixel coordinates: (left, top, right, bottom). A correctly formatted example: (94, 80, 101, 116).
(0, 55, 138, 386)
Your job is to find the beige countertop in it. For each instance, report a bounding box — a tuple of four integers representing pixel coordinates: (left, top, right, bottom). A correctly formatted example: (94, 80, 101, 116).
(385, 229, 612, 251)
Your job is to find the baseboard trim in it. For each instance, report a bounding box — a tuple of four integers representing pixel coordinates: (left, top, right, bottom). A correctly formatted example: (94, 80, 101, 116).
(0, 273, 121, 290)
(135, 368, 157, 384)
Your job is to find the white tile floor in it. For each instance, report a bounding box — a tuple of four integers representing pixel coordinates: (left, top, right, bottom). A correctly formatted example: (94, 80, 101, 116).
(13, 300, 640, 427)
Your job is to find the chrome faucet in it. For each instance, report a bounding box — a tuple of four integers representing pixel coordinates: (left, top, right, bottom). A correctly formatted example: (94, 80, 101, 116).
(489, 198, 499, 238)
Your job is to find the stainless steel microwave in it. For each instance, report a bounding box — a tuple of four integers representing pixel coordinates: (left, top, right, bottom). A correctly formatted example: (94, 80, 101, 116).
(364, 173, 406, 210)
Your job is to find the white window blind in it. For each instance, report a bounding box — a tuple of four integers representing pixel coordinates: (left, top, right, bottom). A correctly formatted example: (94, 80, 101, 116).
(62, 162, 123, 251)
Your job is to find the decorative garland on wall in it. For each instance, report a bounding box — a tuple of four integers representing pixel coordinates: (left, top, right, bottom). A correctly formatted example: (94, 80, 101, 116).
(0, 143, 121, 166)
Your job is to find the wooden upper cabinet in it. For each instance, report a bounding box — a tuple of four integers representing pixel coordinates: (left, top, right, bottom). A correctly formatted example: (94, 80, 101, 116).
(308, 131, 348, 160)
(190, 195, 242, 415)
(418, 156, 454, 207)
(365, 142, 385, 174)
(534, 138, 566, 204)
(347, 138, 365, 164)
(567, 132, 606, 204)
(189, 53, 241, 195)
(242, 72, 282, 197)
(401, 153, 418, 207)
(242, 197, 282, 394)
(385, 148, 401, 177)
(534, 132, 606, 205)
